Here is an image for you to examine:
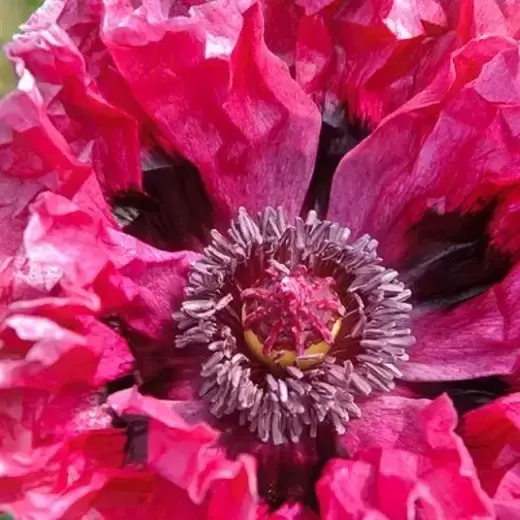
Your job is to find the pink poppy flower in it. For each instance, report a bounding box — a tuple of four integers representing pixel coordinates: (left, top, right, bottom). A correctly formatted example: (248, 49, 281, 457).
(1, 0, 520, 518)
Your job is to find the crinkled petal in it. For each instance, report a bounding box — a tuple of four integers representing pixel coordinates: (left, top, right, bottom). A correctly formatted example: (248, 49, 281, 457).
(294, 14, 334, 101)
(0, 386, 112, 453)
(103, 227, 200, 341)
(462, 392, 520, 513)
(0, 89, 94, 306)
(318, 395, 494, 520)
(0, 295, 125, 459)
(82, 316, 134, 385)
(0, 424, 216, 519)
(0, 292, 134, 390)
(490, 184, 520, 263)
(338, 395, 432, 457)
(495, 500, 520, 520)
(462, 0, 520, 38)
(265, 0, 445, 123)
(18, 191, 197, 384)
(23, 0, 151, 123)
(0, 88, 89, 196)
(24, 191, 196, 323)
(0, 88, 120, 312)
(0, 386, 259, 519)
(327, 38, 520, 380)
(0, 312, 97, 389)
(6, 22, 142, 195)
(102, 0, 321, 221)
(328, 0, 454, 124)
(402, 264, 520, 381)
(13, 0, 218, 250)
(124, 255, 202, 382)
(324, 0, 520, 124)
(89, 471, 207, 519)
(328, 37, 520, 266)
(23, 192, 138, 309)
(107, 388, 258, 519)
(0, 428, 126, 520)
(262, 0, 520, 124)
(261, 0, 302, 66)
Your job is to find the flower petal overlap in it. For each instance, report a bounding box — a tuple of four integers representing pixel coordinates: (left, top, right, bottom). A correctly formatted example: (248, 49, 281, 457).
(2, 0, 520, 518)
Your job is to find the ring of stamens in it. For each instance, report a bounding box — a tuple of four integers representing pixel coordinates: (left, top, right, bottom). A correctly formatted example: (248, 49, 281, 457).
(173, 207, 415, 444)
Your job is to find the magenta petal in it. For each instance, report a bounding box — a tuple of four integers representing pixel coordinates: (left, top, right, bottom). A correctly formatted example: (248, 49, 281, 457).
(102, 0, 321, 220)
(24, 192, 138, 309)
(316, 458, 393, 520)
(21, 191, 196, 381)
(263, 502, 319, 520)
(0, 89, 89, 197)
(490, 185, 520, 262)
(23, 0, 151, 126)
(100, 231, 200, 378)
(108, 230, 200, 341)
(295, 0, 335, 17)
(0, 423, 207, 519)
(338, 395, 432, 456)
(72, 173, 120, 226)
(0, 90, 93, 306)
(322, 0, 520, 124)
(331, 0, 453, 124)
(294, 14, 335, 106)
(108, 388, 258, 519)
(0, 313, 99, 389)
(318, 395, 494, 520)
(495, 500, 520, 520)
(263, 0, 451, 123)
(262, 0, 302, 67)
(462, 393, 520, 509)
(0, 428, 126, 520)
(82, 317, 135, 385)
(24, 191, 194, 316)
(328, 38, 520, 381)
(327, 36, 520, 268)
(461, 0, 520, 36)
(0, 292, 133, 390)
(402, 264, 520, 381)
(0, 386, 112, 453)
(6, 23, 142, 195)
(92, 472, 210, 520)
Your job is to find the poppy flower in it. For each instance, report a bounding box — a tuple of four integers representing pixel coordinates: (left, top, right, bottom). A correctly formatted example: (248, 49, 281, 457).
(1, 0, 520, 518)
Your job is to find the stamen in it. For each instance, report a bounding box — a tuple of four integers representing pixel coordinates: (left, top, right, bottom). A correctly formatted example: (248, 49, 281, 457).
(173, 207, 414, 443)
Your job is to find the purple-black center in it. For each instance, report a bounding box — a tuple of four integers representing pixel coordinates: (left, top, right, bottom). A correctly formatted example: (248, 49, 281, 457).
(173, 207, 415, 444)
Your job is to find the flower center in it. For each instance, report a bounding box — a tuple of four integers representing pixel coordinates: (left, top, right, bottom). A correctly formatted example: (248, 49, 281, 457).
(242, 264, 344, 369)
(174, 207, 415, 444)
